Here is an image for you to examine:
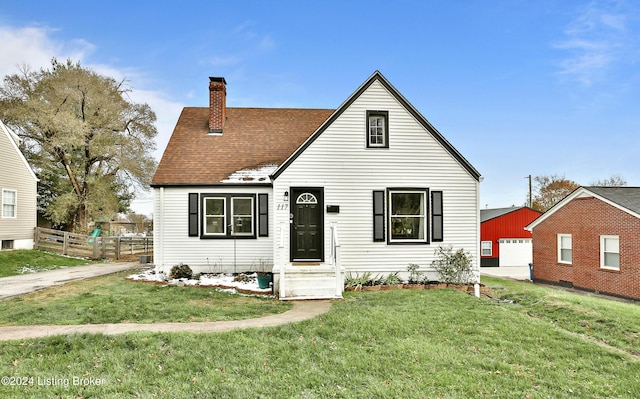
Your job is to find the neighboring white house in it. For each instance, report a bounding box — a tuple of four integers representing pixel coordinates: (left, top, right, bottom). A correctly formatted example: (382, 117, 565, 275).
(0, 120, 38, 250)
(151, 71, 482, 299)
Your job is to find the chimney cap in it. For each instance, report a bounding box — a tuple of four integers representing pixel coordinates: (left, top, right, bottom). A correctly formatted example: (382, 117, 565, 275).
(209, 77, 227, 84)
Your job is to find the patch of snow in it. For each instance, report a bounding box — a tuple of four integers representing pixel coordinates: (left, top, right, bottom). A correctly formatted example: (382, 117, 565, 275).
(127, 268, 273, 297)
(221, 164, 278, 183)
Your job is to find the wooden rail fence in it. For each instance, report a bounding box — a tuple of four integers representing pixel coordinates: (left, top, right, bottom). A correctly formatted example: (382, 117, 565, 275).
(34, 227, 152, 260)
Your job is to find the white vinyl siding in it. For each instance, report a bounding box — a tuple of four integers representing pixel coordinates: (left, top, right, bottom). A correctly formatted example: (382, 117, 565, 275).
(600, 235, 620, 270)
(153, 186, 273, 274)
(558, 234, 572, 264)
(0, 121, 38, 246)
(273, 80, 479, 280)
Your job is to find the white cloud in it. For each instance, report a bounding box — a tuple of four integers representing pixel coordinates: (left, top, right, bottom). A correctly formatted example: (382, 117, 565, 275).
(0, 25, 93, 77)
(553, 1, 632, 86)
(0, 23, 184, 216)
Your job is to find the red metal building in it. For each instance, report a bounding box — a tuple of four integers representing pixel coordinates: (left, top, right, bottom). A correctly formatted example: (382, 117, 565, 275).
(481, 206, 541, 267)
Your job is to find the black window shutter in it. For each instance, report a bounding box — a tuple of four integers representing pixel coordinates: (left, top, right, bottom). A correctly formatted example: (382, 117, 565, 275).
(373, 191, 385, 241)
(188, 193, 199, 237)
(258, 194, 268, 237)
(432, 191, 443, 242)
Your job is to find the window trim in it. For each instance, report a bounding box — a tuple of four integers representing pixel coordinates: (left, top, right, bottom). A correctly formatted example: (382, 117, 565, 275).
(366, 110, 389, 148)
(387, 188, 428, 244)
(481, 241, 492, 256)
(2, 189, 17, 219)
(201, 194, 256, 239)
(600, 235, 620, 271)
(557, 233, 572, 264)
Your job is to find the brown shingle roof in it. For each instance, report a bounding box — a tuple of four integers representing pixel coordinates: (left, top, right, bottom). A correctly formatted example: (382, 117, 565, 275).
(152, 107, 334, 186)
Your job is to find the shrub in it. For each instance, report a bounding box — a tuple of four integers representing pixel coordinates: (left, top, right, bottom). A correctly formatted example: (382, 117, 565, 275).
(406, 263, 424, 284)
(431, 246, 474, 284)
(169, 263, 193, 280)
(383, 272, 401, 286)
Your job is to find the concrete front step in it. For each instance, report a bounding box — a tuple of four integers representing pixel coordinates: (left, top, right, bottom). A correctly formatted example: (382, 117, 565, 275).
(274, 266, 344, 300)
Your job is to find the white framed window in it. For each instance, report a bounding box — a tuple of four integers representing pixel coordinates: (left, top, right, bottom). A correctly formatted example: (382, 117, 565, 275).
(481, 241, 492, 256)
(600, 235, 620, 270)
(201, 194, 256, 238)
(558, 234, 572, 264)
(204, 197, 226, 236)
(231, 197, 254, 236)
(366, 110, 389, 148)
(389, 189, 426, 243)
(2, 189, 16, 218)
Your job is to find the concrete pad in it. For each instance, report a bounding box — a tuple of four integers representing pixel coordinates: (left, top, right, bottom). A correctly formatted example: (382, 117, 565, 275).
(481, 265, 531, 281)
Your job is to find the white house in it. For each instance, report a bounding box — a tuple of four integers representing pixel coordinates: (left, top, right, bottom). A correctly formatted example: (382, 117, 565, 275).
(0, 120, 38, 250)
(151, 71, 481, 299)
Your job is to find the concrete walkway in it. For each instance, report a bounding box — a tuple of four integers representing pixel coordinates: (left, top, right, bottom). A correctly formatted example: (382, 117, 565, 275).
(0, 261, 140, 301)
(0, 300, 332, 341)
(0, 262, 333, 341)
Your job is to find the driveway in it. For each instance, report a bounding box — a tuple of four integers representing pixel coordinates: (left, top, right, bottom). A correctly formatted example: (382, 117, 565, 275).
(481, 265, 531, 281)
(0, 261, 140, 301)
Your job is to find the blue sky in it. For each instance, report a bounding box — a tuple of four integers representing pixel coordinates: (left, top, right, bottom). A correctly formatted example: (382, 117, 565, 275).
(2, 0, 639, 215)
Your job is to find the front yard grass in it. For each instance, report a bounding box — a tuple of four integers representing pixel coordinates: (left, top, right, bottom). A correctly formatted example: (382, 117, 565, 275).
(0, 249, 97, 277)
(0, 271, 291, 325)
(0, 276, 638, 398)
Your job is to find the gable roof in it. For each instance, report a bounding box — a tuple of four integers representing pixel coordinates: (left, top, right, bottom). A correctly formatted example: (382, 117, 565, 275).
(481, 206, 527, 223)
(151, 107, 333, 186)
(272, 71, 481, 181)
(526, 186, 640, 230)
(152, 71, 480, 186)
(0, 119, 38, 183)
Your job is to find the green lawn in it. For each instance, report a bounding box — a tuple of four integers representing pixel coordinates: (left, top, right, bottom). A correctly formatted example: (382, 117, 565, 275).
(0, 277, 638, 398)
(0, 271, 291, 325)
(0, 249, 97, 277)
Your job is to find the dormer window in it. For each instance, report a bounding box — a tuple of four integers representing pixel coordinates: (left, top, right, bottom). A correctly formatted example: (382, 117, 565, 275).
(367, 110, 389, 148)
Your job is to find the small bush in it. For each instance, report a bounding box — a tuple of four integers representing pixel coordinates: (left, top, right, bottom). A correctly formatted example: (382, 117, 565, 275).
(383, 272, 401, 286)
(406, 263, 424, 284)
(169, 263, 193, 279)
(431, 246, 474, 284)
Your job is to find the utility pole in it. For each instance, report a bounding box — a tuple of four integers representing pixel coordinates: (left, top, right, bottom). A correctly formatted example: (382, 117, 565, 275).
(525, 175, 532, 208)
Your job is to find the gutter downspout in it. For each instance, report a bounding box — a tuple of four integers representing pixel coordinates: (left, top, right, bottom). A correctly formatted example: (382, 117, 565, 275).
(474, 178, 482, 298)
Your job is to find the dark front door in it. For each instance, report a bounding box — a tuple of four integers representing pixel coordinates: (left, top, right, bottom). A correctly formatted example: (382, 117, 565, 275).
(290, 187, 324, 261)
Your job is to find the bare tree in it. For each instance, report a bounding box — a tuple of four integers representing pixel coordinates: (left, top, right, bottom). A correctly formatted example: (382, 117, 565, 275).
(590, 175, 627, 187)
(0, 59, 157, 232)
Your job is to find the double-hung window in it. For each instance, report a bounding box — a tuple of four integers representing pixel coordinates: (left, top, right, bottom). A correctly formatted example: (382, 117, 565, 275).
(600, 235, 620, 270)
(367, 110, 389, 148)
(204, 197, 226, 236)
(201, 194, 255, 238)
(374, 188, 442, 244)
(481, 241, 492, 256)
(2, 189, 16, 218)
(558, 234, 572, 264)
(389, 189, 427, 243)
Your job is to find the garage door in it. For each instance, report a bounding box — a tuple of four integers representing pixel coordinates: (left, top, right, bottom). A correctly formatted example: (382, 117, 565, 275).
(498, 239, 532, 267)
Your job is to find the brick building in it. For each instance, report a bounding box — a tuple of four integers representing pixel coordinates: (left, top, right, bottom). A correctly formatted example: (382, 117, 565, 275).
(526, 186, 640, 300)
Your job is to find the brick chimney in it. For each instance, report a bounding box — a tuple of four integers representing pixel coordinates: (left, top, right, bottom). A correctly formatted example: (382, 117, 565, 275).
(209, 77, 226, 133)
